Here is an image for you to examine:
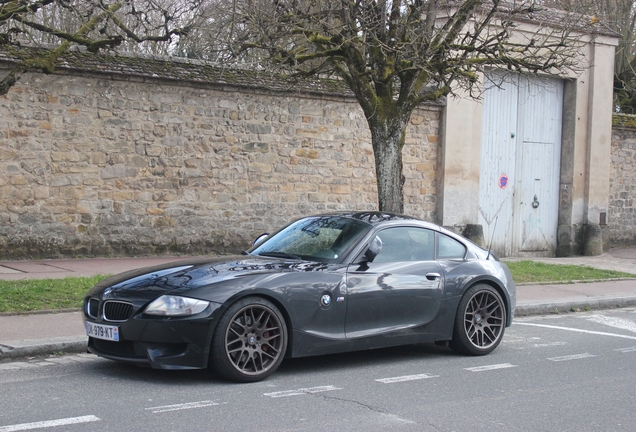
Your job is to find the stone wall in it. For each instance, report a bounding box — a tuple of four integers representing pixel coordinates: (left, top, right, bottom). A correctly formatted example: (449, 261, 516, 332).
(0, 68, 440, 259)
(609, 119, 636, 247)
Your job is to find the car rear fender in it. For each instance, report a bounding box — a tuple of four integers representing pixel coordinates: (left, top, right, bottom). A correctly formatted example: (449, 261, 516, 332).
(459, 276, 514, 327)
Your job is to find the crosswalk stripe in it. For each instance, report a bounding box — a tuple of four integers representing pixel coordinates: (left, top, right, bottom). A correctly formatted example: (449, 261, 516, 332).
(376, 373, 439, 383)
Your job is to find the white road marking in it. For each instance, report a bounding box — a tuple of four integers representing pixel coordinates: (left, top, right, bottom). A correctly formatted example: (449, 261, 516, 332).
(0, 354, 100, 372)
(504, 336, 542, 343)
(581, 314, 636, 333)
(547, 353, 596, 362)
(44, 354, 98, 365)
(532, 342, 568, 348)
(263, 385, 341, 398)
(375, 373, 439, 383)
(614, 346, 636, 353)
(0, 415, 99, 431)
(464, 363, 518, 372)
(145, 400, 225, 413)
(379, 413, 417, 425)
(0, 362, 39, 370)
(515, 322, 636, 340)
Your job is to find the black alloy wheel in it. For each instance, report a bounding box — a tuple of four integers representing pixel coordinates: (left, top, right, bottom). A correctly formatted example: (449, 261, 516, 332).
(449, 284, 506, 355)
(211, 297, 287, 383)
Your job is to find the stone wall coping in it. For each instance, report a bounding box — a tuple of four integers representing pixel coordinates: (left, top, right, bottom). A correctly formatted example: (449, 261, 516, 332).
(0, 46, 447, 106)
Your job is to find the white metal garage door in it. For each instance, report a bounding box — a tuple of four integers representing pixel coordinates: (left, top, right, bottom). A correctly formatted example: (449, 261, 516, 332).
(479, 71, 563, 257)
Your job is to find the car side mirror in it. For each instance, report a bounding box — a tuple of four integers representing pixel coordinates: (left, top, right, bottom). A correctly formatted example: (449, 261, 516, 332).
(363, 236, 382, 263)
(253, 233, 269, 246)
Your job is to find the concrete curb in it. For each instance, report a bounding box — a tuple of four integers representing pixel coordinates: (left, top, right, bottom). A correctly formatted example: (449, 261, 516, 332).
(516, 277, 636, 286)
(0, 336, 87, 360)
(0, 308, 81, 318)
(516, 296, 636, 316)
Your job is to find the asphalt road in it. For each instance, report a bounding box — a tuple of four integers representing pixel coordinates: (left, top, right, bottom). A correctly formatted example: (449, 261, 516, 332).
(1, 308, 636, 432)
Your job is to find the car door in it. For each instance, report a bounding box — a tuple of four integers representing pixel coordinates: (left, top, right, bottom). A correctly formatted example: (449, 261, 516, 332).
(344, 226, 444, 338)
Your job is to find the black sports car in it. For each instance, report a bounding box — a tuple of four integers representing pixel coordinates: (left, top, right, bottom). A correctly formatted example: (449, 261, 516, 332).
(84, 212, 516, 382)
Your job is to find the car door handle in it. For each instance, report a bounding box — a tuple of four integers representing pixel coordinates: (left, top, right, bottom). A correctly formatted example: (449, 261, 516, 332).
(425, 273, 441, 281)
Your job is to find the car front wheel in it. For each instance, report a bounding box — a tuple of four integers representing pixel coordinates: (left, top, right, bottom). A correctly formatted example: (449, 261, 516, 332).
(211, 297, 288, 383)
(449, 284, 506, 356)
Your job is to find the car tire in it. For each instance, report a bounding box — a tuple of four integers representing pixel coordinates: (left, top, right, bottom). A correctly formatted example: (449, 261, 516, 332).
(211, 296, 288, 383)
(449, 284, 506, 356)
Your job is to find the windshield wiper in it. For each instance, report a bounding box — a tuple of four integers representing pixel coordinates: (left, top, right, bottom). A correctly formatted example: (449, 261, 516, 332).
(258, 251, 303, 260)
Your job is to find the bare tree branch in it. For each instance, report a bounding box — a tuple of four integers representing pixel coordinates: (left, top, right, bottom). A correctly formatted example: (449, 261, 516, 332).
(0, 0, 205, 94)
(198, 0, 590, 212)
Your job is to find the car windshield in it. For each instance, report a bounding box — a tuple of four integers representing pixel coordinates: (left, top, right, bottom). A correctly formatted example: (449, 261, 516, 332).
(248, 216, 371, 262)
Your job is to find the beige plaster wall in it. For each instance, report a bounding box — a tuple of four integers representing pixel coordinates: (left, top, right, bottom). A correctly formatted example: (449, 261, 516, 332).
(584, 40, 616, 225)
(439, 89, 483, 229)
(438, 33, 619, 255)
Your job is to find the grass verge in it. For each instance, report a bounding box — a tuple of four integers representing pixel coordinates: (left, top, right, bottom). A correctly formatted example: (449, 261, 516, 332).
(0, 275, 109, 314)
(505, 260, 636, 284)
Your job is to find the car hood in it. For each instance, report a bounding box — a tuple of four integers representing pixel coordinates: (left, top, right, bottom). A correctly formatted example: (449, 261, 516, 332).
(86, 255, 334, 302)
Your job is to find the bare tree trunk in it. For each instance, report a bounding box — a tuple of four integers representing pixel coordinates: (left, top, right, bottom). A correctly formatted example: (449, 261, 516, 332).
(369, 117, 408, 214)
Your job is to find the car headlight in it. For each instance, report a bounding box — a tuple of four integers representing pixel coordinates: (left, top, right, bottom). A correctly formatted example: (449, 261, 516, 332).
(144, 295, 210, 316)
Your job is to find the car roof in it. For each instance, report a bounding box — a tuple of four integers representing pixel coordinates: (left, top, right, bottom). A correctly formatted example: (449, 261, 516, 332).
(313, 211, 431, 227)
(311, 211, 481, 248)
(303, 212, 488, 258)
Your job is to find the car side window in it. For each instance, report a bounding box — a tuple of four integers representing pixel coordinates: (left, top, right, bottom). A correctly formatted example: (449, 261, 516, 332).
(373, 227, 435, 263)
(437, 233, 466, 259)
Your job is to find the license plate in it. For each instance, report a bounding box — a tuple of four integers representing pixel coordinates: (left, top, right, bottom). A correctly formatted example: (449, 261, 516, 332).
(85, 321, 119, 342)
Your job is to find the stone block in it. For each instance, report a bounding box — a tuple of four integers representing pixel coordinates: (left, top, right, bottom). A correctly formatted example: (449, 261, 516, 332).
(296, 149, 319, 159)
(308, 193, 327, 202)
(248, 163, 272, 173)
(246, 124, 272, 134)
(296, 129, 320, 138)
(100, 165, 137, 179)
(33, 186, 49, 199)
(244, 142, 269, 152)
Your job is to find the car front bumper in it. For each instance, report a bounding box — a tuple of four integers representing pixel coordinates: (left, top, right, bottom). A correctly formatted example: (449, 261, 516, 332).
(86, 303, 223, 370)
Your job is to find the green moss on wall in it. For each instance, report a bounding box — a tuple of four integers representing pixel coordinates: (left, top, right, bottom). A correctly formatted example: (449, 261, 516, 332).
(612, 114, 636, 128)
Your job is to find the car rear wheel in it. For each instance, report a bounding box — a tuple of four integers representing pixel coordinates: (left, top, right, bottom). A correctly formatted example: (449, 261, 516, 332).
(211, 297, 287, 383)
(449, 284, 506, 356)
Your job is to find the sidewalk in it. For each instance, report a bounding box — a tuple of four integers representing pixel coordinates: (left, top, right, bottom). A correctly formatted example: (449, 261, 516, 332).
(1, 249, 635, 360)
